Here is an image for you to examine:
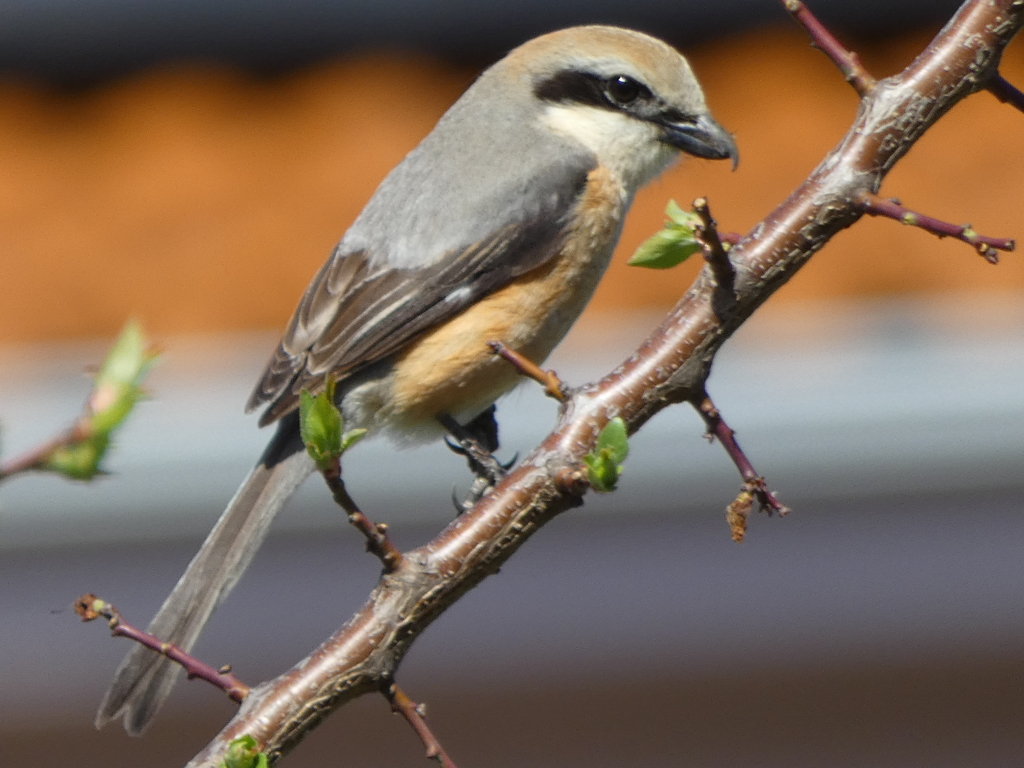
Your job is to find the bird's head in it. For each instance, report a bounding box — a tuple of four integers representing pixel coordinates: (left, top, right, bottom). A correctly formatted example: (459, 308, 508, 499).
(501, 25, 738, 191)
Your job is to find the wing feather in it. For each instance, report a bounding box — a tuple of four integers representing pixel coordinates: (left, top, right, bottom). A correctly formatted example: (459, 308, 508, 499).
(248, 160, 592, 426)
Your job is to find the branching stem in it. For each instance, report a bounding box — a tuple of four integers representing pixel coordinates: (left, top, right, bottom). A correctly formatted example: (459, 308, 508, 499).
(858, 191, 1014, 263)
(75, 594, 249, 703)
(319, 459, 403, 572)
(0, 420, 90, 479)
(489, 341, 568, 401)
(383, 683, 460, 768)
(692, 197, 735, 294)
(986, 73, 1024, 114)
(784, 0, 877, 94)
(691, 392, 790, 540)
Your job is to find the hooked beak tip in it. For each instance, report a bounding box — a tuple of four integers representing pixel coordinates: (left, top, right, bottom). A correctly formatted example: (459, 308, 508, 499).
(662, 113, 738, 170)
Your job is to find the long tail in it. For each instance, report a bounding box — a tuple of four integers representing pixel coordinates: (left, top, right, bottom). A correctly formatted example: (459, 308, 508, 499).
(95, 413, 312, 735)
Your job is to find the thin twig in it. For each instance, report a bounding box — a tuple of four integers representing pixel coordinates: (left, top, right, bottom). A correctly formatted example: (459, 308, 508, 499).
(0, 420, 90, 479)
(383, 683, 459, 768)
(858, 191, 1014, 263)
(75, 594, 249, 703)
(691, 392, 790, 537)
(319, 459, 403, 572)
(488, 341, 568, 401)
(692, 197, 735, 294)
(986, 73, 1024, 114)
(784, 0, 877, 95)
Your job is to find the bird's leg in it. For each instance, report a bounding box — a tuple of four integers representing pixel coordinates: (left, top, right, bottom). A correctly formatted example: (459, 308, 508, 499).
(439, 406, 510, 512)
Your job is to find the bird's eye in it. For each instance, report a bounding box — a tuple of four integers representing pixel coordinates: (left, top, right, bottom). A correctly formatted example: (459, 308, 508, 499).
(605, 75, 643, 105)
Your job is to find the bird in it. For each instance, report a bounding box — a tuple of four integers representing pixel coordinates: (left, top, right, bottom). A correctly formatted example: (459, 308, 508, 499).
(96, 24, 737, 735)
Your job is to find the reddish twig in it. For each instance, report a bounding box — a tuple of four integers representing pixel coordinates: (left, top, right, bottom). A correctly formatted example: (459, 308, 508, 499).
(488, 340, 568, 401)
(858, 191, 1014, 263)
(75, 594, 249, 703)
(986, 73, 1024, 114)
(319, 458, 403, 572)
(692, 197, 735, 294)
(0, 420, 90, 479)
(383, 683, 459, 768)
(784, 0, 877, 95)
(691, 392, 790, 539)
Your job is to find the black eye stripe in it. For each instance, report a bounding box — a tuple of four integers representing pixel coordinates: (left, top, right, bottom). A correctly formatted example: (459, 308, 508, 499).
(534, 70, 653, 112)
(534, 70, 612, 109)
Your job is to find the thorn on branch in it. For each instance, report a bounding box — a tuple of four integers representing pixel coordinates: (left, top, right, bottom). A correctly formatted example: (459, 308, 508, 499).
(986, 73, 1024, 115)
(690, 392, 790, 537)
(692, 197, 735, 294)
(858, 191, 1013, 264)
(383, 682, 459, 768)
(488, 341, 567, 401)
(784, 0, 877, 96)
(74, 593, 250, 703)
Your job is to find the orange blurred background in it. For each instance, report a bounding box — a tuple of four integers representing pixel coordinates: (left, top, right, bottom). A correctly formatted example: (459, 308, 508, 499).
(0, 25, 1021, 344)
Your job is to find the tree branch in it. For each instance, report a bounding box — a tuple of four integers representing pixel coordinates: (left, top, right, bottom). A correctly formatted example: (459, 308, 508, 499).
(319, 455, 404, 572)
(690, 390, 790, 541)
(488, 341, 569, 401)
(184, 2, 1023, 764)
(986, 73, 1024, 114)
(857, 191, 1014, 263)
(75, 595, 250, 704)
(784, 0, 878, 95)
(383, 683, 460, 768)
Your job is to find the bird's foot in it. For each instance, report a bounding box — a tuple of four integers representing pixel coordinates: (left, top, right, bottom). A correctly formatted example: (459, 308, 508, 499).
(439, 407, 513, 513)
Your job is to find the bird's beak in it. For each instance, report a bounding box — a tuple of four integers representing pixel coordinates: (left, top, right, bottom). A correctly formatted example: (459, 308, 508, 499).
(660, 113, 738, 170)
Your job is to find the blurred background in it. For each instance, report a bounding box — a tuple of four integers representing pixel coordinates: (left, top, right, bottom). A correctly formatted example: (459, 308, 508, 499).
(1, 1, 1023, 766)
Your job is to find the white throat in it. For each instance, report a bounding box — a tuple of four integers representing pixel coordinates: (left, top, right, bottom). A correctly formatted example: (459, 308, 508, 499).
(540, 104, 680, 193)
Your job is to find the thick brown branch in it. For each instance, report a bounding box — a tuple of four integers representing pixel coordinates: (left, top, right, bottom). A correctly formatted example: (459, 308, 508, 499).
(784, 0, 878, 95)
(75, 594, 249, 703)
(186, 2, 1023, 765)
(383, 683, 459, 768)
(986, 73, 1024, 114)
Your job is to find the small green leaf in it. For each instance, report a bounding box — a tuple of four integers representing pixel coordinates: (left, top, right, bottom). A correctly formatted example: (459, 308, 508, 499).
(627, 200, 701, 270)
(628, 229, 700, 269)
(595, 417, 629, 464)
(222, 735, 267, 768)
(583, 417, 630, 492)
(299, 377, 344, 469)
(39, 321, 158, 481)
(88, 320, 160, 435)
(43, 434, 110, 480)
(340, 428, 368, 453)
(665, 199, 698, 228)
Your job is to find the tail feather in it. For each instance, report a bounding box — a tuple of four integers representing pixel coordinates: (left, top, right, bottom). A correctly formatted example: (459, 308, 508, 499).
(96, 416, 312, 735)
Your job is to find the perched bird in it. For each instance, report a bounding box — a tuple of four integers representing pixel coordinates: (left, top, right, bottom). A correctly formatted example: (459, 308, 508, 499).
(97, 24, 736, 735)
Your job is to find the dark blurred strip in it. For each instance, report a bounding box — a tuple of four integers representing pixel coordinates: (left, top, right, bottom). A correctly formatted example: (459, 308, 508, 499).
(0, 0, 964, 86)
